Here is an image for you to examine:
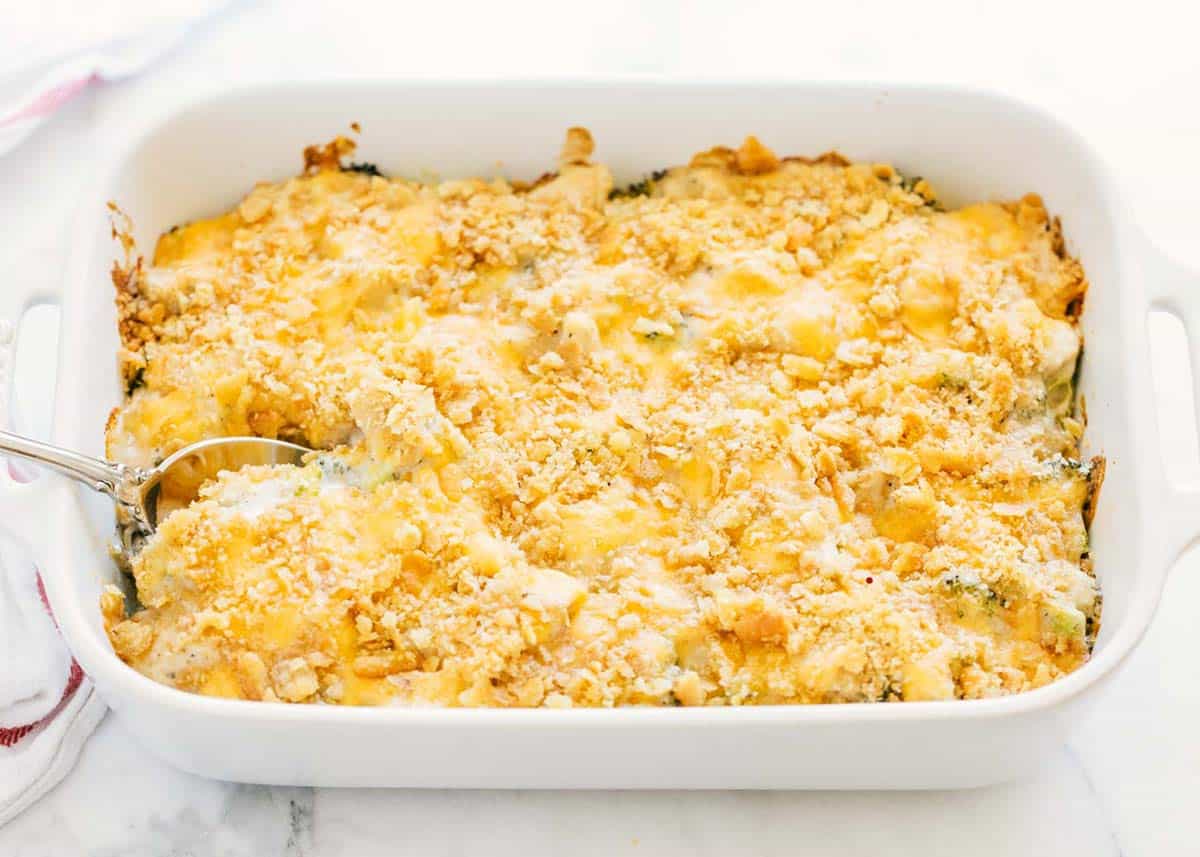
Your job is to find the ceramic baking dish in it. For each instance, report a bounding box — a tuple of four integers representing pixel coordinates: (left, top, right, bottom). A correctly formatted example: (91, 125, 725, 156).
(4, 80, 1198, 789)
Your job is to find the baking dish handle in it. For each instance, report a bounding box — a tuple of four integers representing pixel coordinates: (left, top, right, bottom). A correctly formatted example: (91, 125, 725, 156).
(1143, 238, 1200, 563)
(0, 274, 63, 542)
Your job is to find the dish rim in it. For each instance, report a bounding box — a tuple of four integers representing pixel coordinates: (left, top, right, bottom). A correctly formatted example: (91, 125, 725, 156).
(40, 77, 1174, 727)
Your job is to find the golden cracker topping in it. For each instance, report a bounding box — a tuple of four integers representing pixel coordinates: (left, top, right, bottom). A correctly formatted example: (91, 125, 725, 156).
(104, 132, 1097, 706)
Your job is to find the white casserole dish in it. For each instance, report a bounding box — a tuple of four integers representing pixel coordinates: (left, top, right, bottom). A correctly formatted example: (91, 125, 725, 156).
(4, 80, 1198, 789)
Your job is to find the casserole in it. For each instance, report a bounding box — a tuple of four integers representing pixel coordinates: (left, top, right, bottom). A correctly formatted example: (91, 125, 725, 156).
(3, 81, 1197, 788)
(102, 128, 1100, 709)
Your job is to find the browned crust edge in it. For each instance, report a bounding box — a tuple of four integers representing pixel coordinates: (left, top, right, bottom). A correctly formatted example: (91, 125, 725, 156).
(108, 202, 151, 389)
(302, 135, 357, 174)
(1082, 455, 1105, 531)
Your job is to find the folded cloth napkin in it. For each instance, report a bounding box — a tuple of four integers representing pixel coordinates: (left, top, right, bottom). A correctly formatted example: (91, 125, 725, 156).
(0, 527, 105, 827)
(0, 0, 232, 157)
(0, 534, 71, 732)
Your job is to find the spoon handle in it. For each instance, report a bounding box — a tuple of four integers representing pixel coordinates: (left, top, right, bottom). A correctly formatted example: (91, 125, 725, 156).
(0, 429, 138, 498)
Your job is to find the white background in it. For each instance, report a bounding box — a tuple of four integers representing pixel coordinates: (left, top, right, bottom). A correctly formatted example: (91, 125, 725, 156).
(1, 0, 1198, 854)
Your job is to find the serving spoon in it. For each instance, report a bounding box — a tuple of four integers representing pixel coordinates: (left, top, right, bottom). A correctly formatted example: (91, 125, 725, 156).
(0, 430, 309, 556)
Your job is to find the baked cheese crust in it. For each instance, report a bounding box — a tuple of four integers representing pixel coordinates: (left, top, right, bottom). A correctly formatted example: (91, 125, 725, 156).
(102, 130, 1099, 706)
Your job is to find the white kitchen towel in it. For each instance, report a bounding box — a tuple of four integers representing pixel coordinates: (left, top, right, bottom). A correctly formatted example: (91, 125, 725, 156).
(0, 531, 71, 730)
(0, 527, 106, 828)
(0, 0, 233, 157)
(0, 667, 103, 828)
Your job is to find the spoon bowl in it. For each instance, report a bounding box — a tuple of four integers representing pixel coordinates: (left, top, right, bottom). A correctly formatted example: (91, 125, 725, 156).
(140, 437, 310, 529)
(0, 430, 310, 557)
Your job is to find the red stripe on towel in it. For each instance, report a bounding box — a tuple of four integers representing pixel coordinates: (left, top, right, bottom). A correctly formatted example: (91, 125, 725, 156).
(0, 573, 86, 747)
(0, 73, 99, 127)
(0, 662, 83, 748)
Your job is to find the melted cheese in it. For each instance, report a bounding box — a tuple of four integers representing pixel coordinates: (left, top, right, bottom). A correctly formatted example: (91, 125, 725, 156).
(102, 132, 1098, 707)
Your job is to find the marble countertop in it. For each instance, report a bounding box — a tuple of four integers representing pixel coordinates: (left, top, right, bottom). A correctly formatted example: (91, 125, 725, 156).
(2, 1, 1199, 854)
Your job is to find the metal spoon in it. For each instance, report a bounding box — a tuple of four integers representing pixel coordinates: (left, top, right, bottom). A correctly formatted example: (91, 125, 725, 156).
(0, 431, 309, 556)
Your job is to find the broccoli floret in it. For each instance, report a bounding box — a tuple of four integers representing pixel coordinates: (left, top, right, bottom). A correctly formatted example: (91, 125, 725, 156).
(125, 366, 146, 395)
(343, 162, 385, 178)
(936, 371, 970, 391)
(609, 169, 668, 200)
(1046, 378, 1074, 415)
(1048, 454, 1093, 479)
(315, 454, 351, 480)
(877, 678, 902, 702)
(940, 573, 1001, 617)
(894, 171, 941, 210)
(1042, 603, 1086, 640)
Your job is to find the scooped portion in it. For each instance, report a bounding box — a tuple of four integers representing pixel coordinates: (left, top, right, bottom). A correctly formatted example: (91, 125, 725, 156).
(102, 130, 1100, 706)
